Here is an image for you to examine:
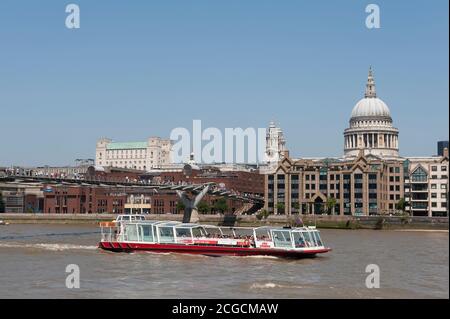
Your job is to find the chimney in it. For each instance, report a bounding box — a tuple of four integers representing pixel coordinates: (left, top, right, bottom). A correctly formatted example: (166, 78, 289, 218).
(443, 147, 449, 158)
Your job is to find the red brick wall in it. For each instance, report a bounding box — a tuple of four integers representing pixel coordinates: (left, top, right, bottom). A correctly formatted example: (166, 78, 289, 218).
(43, 185, 126, 214)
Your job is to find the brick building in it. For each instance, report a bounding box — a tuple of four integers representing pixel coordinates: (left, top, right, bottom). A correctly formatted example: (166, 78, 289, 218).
(43, 185, 126, 214)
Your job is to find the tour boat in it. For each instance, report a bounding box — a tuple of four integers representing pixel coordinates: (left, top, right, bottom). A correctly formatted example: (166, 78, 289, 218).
(98, 218, 331, 258)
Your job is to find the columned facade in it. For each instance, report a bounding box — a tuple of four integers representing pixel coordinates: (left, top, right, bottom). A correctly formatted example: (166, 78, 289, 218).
(344, 67, 399, 158)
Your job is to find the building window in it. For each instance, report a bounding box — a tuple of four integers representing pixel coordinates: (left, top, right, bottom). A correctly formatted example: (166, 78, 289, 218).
(431, 166, 438, 171)
(431, 193, 437, 198)
(442, 193, 447, 199)
(431, 184, 437, 189)
(442, 166, 447, 171)
(441, 184, 447, 190)
(411, 167, 427, 182)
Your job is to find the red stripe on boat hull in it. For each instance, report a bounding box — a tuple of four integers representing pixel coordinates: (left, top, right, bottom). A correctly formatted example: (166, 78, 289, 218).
(99, 242, 331, 258)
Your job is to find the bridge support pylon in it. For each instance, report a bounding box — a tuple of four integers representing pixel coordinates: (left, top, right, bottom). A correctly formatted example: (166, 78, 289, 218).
(176, 185, 210, 223)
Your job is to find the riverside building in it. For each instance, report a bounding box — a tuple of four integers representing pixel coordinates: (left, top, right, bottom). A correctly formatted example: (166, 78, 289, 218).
(95, 137, 173, 170)
(264, 68, 449, 217)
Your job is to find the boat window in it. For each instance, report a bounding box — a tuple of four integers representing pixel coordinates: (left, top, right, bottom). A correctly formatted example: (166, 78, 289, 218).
(176, 228, 192, 238)
(192, 227, 206, 238)
(124, 224, 138, 241)
(158, 226, 175, 243)
(272, 230, 292, 248)
(308, 231, 318, 246)
(139, 225, 153, 242)
(312, 231, 323, 246)
(302, 231, 314, 247)
(292, 232, 307, 248)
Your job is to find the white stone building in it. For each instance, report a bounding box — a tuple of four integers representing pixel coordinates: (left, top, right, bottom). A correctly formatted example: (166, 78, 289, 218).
(405, 154, 449, 217)
(95, 137, 173, 171)
(265, 121, 287, 164)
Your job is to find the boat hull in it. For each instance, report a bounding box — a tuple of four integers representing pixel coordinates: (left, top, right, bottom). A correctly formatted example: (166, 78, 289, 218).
(99, 241, 331, 258)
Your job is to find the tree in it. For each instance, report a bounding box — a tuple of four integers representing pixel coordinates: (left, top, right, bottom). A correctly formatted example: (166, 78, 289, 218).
(213, 198, 228, 214)
(197, 201, 210, 214)
(0, 193, 4, 213)
(176, 201, 185, 213)
(396, 198, 407, 212)
(326, 197, 337, 215)
(276, 202, 285, 214)
(256, 209, 270, 220)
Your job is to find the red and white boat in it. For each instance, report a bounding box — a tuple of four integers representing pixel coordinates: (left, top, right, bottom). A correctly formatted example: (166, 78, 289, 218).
(99, 217, 331, 258)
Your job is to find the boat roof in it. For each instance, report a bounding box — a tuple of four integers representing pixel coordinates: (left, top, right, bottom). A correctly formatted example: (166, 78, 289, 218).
(122, 220, 320, 232)
(175, 223, 203, 229)
(157, 221, 182, 227)
(254, 226, 319, 232)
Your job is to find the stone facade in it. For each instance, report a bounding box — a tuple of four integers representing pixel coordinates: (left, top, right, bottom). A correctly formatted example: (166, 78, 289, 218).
(95, 137, 172, 171)
(405, 156, 449, 216)
(264, 153, 405, 216)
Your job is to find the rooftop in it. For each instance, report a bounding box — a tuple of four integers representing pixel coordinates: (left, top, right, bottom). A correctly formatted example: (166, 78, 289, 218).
(106, 142, 147, 150)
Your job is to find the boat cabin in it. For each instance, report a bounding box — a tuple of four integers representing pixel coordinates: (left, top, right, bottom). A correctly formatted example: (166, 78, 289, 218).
(100, 220, 325, 251)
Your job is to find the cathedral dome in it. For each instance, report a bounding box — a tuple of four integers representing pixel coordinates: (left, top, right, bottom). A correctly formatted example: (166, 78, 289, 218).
(351, 97, 391, 119)
(343, 67, 399, 159)
(349, 67, 391, 120)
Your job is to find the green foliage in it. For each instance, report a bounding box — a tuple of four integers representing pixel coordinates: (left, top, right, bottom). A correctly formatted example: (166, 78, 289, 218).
(213, 198, 228, 214)
(395, 198, 407, 212)
(197, 201, 210, 214)
(326, 197, 337, 214)
(276, 202, 285, 212)
(256, 209, 270, 220)
(176, 201, 185, 212)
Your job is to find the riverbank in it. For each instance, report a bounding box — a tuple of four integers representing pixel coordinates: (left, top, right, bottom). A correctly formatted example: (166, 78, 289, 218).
(0, 213, 448, 230)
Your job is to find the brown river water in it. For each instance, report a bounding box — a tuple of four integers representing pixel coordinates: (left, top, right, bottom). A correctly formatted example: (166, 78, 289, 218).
(0, 224, 448, 298)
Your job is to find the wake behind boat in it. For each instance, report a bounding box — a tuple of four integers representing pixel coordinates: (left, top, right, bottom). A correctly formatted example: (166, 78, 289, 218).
(98, 216, 331, 258)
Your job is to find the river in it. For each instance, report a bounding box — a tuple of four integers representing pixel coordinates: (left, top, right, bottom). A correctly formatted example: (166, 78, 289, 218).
(0, 224, 448, 298)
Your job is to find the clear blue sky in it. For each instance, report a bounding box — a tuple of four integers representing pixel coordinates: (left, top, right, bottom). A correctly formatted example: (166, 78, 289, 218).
(0, 0, 448, 166)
